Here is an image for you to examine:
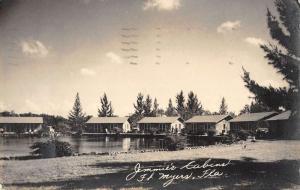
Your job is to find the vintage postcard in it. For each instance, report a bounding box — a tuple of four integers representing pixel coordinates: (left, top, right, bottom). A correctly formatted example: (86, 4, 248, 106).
(0, 0, 299, 189)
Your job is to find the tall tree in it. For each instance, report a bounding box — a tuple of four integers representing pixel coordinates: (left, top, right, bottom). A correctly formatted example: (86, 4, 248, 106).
(143, 95, 153, 116)
(98, 93, 114, 117)
(186, 91, 203, 118)
(133, 93, 144, 116)
(176, 90, 185, 118)
(129, 93, 145, 127)
(165, 99, 177, 116)
(151, 98, 159, 116)
(219, 97, 228, 115)
(242, 0, 299, 112)
(68, 93, 86, 130)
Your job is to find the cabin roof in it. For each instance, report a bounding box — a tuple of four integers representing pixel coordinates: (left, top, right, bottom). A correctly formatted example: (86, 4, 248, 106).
(0, 117, 43, 124)
(185, 115, 231, 123)
(266, 110, 291, 121)
(137, 117, 181, 124)
(230, 112, 277, 122)
(86, 117, 129, 124)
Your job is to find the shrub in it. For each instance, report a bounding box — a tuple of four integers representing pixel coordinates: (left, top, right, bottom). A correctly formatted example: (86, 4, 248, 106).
(237, 130, 251, 141)
(165, 135, 186, 151)
(221, 134, 236, 144)
(30, 140, 73, 158)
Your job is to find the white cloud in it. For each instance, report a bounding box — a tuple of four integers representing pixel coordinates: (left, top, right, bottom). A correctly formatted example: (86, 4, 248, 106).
(80, 68, 96, 76)
(217, 20, 241, 33)
(21, 40, 49, 57)
(143, 0, 181, 11)
(25, 99, 40, 112)
(245, 37, 266, 46)
(106, 51, 123, 64)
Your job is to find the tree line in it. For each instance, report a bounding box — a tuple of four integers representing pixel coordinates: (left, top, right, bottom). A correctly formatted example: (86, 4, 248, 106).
(0, 91, 262, 130)
(66, 90, 234, 129)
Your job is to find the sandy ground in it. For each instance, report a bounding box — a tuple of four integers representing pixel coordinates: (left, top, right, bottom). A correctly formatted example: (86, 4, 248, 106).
(0, 140, 299, 189)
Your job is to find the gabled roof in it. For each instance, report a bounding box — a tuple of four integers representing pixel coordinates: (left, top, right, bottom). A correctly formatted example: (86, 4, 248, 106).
(185, 115, 231, 123)
(230, 112, 277, 122)
(266, 111, 291, 121)
(137, 117, 181, 124)
(0, 117, 43, 124)
(86, 117, 129, 124)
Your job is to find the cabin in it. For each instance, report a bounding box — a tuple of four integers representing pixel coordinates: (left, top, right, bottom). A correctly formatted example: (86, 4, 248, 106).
(265, 110, 292, 138)
(185, 115, 233, 135)
(229, 112, 277, 133)
(137, 117, 184, 134)
(0, 117, 43, 134)
(85, 117, 131, 133)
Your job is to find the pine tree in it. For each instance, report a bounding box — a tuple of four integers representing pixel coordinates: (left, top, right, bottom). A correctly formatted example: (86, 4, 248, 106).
(152, 98, 159, 116)
(98, 93, 114, 117)
(133, 93, 144, 116)
(165, 99, 177, 116)
(129, 93, 145, 127)
(242, 0, 299, 112)
(186, 91, 203, 118)
(143, 95, 153, 116)
(176, 90, 185, 118)
(219, 97, 228, 115)
(68, 93, 86, 130)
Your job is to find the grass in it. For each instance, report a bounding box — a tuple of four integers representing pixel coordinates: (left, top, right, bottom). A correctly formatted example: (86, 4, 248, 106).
(1, 140, 299, 189)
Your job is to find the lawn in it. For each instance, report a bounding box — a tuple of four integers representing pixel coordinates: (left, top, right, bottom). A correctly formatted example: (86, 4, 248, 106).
(0, 140, 299, 189)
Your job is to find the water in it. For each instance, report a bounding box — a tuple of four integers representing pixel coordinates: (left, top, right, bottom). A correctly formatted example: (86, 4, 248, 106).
(0, 136, 215, 157)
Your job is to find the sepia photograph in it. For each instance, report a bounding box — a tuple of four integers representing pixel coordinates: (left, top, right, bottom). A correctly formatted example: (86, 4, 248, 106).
(0, 0, 299, 189)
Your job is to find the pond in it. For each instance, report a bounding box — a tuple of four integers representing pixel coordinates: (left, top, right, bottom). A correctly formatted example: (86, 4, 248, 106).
(0, 136, 216, 157)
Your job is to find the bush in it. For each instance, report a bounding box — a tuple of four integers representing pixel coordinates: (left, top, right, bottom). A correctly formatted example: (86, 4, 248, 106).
(220, 134, 236, 144)
(30, 140, 73, 158)
(237, 130, 251, 141)
(165, 135, 186, 151)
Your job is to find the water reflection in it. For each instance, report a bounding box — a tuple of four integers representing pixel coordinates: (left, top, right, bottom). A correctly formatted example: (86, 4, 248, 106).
(122, 138, 131, 151)
(0, 136, 212, 157)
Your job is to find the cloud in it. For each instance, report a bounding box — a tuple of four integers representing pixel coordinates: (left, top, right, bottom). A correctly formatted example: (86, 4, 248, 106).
(106, 52, 123, 64)
(80, 68, 96, 76)
(21, 40, 49, 57)
(143, 0, 181, 11)
(217, 21, 241, 33)
(245, 37, 266, 46)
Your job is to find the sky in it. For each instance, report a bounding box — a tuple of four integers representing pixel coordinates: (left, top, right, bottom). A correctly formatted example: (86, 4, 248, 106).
(0, 0, 289, 117)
